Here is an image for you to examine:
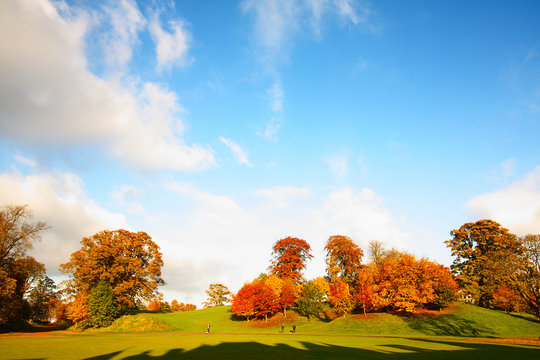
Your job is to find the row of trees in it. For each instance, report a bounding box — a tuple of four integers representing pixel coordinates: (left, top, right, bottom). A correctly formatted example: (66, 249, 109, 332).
(231, 236, 458, 321)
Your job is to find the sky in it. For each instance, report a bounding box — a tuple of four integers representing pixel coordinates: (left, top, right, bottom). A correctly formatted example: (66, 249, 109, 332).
(1, 0, 539, 306)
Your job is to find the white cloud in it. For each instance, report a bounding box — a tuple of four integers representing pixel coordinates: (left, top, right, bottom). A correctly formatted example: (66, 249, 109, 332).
(149, 13, 192, 71)
(219, 137, 253, 167)
(102, 0, 146, 68)
(314, 187, 413, 250)
(325, 154, 349, 178)
(0, 169, 128, 276)
(14, 153, 37, 168)
(255, 185, 312, 208)
(267, 81, 284, 112)
(467, 165, 540, 235)
(0, 0, 213, 171)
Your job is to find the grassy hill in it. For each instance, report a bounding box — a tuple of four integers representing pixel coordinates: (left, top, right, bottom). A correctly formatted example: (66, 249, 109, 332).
(93, 303, 540, 338)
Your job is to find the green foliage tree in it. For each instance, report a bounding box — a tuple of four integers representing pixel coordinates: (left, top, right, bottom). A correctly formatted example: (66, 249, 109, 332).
(27, 276, 57, 322)
(445, 219, 523, 307)
(203, 283, 232, 308)
(295, 281, 325, 320)
(88, 281, 119, 328)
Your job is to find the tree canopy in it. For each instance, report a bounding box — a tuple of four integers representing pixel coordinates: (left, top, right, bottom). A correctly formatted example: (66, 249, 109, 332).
(268, 236, 313, 283)
(60, 229, 164, 310)
(325, 235, 363, 285)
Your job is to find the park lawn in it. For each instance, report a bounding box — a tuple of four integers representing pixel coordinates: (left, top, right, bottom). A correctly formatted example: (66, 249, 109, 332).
(0, 334, 539, 360)
(89, 303, 540, 339)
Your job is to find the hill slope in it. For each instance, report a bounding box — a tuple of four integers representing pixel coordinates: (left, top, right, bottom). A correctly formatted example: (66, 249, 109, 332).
(96, 303, 540, 338)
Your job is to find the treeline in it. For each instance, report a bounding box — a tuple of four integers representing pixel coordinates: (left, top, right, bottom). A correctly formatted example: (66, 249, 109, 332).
(230, 236, 457, 321)
(2, 204, 539, 331)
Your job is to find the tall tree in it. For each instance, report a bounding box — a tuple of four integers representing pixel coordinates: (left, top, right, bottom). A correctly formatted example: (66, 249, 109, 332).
(445, 220, 523, 307)
(325, 235, 363, 286)
(0, 205, 48, 265)
(231, 283, 258, 321)
(203, 283, 232, 308)
(27, 276, 57, 323)
(0, 205, 48, 326)
(268, 236, 313, 283)
(60, 229, 164, 311)
(295, 280, 325, 320)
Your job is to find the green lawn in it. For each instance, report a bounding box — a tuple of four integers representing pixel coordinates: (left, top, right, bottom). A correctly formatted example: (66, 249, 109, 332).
(1, 303, 539, 359)
(1, 334, 539, 360)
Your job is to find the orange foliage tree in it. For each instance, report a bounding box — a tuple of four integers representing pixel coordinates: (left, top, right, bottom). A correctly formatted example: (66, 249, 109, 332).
(147, 300, 161, 311)
(60, 230, 164, 311)
(170, 299, 181, 311)
(371, 253, 457, 313)
(328, 280, 354, 317)
(325, 235, 364, 286)
(355, 269, 374, 315)
(231, 283, 257, 321)
(268, 237, 313, 284)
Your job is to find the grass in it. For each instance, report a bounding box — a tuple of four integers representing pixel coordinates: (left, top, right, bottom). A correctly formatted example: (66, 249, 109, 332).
(1, 303, 539, 359)
(88, 303, 540, 338)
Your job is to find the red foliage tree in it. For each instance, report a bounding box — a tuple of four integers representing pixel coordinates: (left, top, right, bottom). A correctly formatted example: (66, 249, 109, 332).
(355, 269, 374, 315)
(268, 237, 313, 284)
(232, 283, 257, 321)
(328, 280, 354, 317)
(279, 278, 298, 317)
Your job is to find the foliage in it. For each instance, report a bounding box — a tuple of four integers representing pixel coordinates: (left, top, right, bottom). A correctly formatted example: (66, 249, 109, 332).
(0, 205, 48, 327)
(231, 283, 257, 321)
(88, 281, 120, 328)
(355, 268, 374, 315)
(295, 280, 326, 320)
(371, 253, 457, 313)
(325, 235, 363, 286)
(27, 275, 57, 322)
(268, 237, 313, 284)
(170, 299, 181, 311)
(60, 229, 164, 311)
(203, 283, 232, 308)
(328, 280, 354, 317)
(445, 220, 524, 307)
(232, 281, 280, 321)
(147, 300, 161, 311)
(509, 234, 540, 318)
(67, 292, 90, 327)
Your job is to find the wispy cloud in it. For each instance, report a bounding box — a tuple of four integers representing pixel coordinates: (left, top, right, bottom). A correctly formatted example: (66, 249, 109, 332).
(220, 137, 253, 167)
(149, 13, 192, 71)
(255, 185, 312, 208)
(325, 154, 349, 179)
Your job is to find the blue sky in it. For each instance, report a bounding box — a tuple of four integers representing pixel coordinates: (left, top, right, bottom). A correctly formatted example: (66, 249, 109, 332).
(1, 0, 539, 306)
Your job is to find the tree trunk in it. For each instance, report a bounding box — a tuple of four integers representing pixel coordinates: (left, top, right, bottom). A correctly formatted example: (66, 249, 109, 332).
(363, 304, 366, 316)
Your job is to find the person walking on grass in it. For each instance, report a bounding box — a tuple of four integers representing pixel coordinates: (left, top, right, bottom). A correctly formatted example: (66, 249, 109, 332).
(206, 324, 210, 334)
(291, 324, 296, 333)
(281, 324, 284, 333)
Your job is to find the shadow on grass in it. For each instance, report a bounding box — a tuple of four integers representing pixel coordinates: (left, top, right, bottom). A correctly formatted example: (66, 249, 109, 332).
(507, 312, 540, 324)
(403, 314, 496, 337)
(77, 339, 539, 360)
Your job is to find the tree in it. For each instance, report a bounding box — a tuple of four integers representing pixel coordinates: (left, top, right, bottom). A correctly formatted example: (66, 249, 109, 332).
(368, 240, 386, 266)
(27, 276, 57, 323)
(510, 234, 540, 318)
(355, 268, 374, 315)
(279, 278, 298, 317)
(445, 220, 523, 307)
(295, 280, 325, 320)
(328, 280, 354, 317)
(252, 282, 280, 321)
(147, 300, 161, 311)
(0, 205, 48, 327)
(203, 283, 232, 308)
(325, 235, 363, 286)
(88, 282, 120, 328)
(231, 283, 257, 321)
(171, 299, 181, 311)
(268, 237, 313, 283)
(60, 229, 164, 311)
(0, 205, 48, 265)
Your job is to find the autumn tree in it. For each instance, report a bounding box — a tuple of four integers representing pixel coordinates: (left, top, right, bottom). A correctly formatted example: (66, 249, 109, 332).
(0, 205, 48, 327)
(88, 281, 120, 328)
(445, 220, 523, 307)
(60, 230, 164, 312)
(171, 299, 181, 311)
(325, 235, 363, 286)
(147, 300, 161, 311)
(231, 283, 257, 321)
(279, 278, 298, 317)
(509, 234, 540, 318)
(355, 268, 374, 315)
(203, 283, 232, 308)
(328, 280, 354, 317)
(268, 237, 313, 284)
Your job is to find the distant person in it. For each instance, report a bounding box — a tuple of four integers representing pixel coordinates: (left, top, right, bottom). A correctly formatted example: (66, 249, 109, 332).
(206, 324, 210, 334)
(281, 324, 284, 333)
(291, 324, 296, 333)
